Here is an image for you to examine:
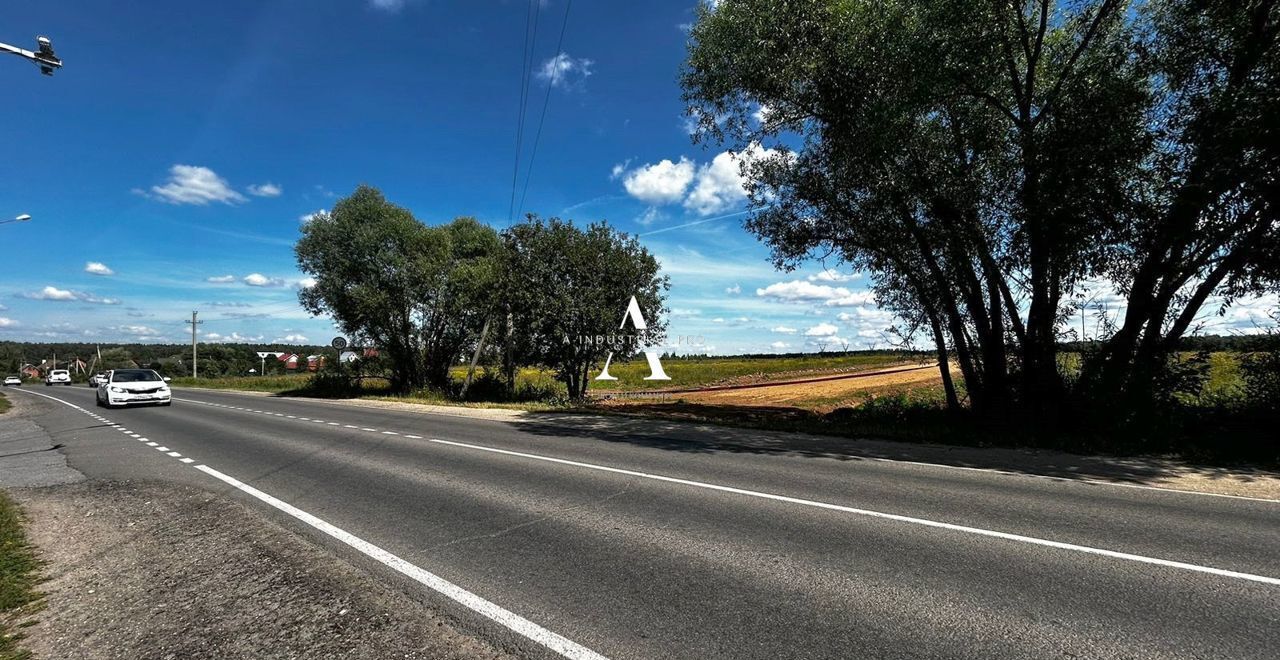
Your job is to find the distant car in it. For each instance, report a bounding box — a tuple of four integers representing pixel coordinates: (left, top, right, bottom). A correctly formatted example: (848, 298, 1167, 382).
(3, 376, 20, 387)
(96, 369, 172, 408)
(45, 369, 71, 386)
(88, 372, 108, 387)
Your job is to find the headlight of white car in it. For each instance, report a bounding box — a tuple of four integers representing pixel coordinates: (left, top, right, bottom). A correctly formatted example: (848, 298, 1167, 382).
(109, 386, 125, 393)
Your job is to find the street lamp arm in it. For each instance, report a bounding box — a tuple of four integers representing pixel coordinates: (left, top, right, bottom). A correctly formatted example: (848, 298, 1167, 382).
(1, 36, 62, 75)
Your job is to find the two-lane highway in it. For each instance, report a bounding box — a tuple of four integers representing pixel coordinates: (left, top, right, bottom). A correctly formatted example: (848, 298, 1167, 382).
(10, 385, 1280, 659)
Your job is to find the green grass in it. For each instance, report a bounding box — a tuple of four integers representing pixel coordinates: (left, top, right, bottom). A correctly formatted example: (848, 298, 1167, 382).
(0, 492, 43, 660)
(0, 393, 9, 416)
(168, 353, 922, 400)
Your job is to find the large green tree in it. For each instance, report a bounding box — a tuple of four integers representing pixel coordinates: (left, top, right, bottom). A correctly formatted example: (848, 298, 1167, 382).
(682, 0, 1277, 420)
(296, 186, 501, 392)
(501, 217, 669, 399)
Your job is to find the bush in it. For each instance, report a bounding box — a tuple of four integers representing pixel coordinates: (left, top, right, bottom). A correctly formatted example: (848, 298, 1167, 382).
(1240, 349, 1280, 413)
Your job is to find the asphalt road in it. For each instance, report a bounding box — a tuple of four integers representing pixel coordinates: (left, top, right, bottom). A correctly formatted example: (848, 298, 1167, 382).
(8, 385, 1279, 659)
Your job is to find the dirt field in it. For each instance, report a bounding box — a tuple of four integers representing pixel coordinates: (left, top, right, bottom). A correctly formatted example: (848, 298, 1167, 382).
(602, 363, 947, 413)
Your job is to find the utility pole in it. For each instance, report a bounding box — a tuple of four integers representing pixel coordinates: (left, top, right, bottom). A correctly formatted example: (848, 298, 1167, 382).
(185, 311, 202, 378)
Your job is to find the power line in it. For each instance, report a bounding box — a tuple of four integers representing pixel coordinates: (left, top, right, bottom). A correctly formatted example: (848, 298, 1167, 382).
(507, 0, 542, 226)
(516, 0, 574, 219)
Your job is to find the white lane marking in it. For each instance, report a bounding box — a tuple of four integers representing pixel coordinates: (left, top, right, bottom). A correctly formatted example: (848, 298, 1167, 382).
(287, 415, 297, 419)
(344, 425, 358, 429)
(194, 464, 607, 660)
(168, 452, 182, 457)
(180, 458, 195, 464)
(423, 437, 1280, 587)
(362, 428, 376, 432)
(327, 422, 340, 426)
(405, 435, 422, 439)
(156, 446, 170, 452)
(172, 393, 1280, 505)
(128, 433, 140, 437)
(146, 442, 159, 447)
(381, 431, 398, 435)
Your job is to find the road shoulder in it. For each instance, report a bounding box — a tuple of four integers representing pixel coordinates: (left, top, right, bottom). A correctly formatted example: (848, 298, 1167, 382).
(11, 480, 513, 660)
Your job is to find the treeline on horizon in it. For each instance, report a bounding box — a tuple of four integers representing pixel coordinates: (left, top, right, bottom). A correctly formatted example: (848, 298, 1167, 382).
(0, 341, 329, 378)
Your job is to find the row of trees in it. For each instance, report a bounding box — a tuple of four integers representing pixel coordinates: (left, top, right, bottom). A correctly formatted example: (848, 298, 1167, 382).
(682, 0, 1278, 423)
(0, 342, 326, 379)
(295, 186, 668, 398)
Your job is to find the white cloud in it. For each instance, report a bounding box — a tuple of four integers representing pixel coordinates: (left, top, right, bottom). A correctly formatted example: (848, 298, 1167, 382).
(684, 143, 784, 216)
(636, 207, 662, 226)
(757, 280, 876, 306)
(622, 158, 695, 205)
(0, 317, 18, 329)
(771, 326, 798, 334)
(19, 286, 120, 305)
(113, 324, 161, 337)
(809, 335, 849, 349)
(275, 334, 309, 343)
(368, 0, 406, 10)
(206, 275, 236, 284)
(299, 209, 326, 224)
(805, 322, 839, 337)
(753, 104, 772, 124)
(149, 165, 246, 205)
(725, 284, 741, 295)
(770, 341, 789, 349)
(243, 273, 286, 287)
(204, 331, 264, 343)
(809, 269, 861, 283)
(295, 276, 318, 289)
(609, 160, 631, 181)
(247, 182, 282, 197)
(537, 53, 593, 89)
(837, 307, 893, 324)
(84, 262, 115, 276)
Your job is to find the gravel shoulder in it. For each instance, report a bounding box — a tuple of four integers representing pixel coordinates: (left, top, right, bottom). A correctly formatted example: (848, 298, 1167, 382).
(10, 480, 513, 660)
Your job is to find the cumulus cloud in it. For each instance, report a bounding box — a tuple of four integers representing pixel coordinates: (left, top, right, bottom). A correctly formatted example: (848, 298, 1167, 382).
(771, 326, 798, 334)
(112, 324, 162, 337)
(275, 333, 309, 343)
(148, 165, 246, 205)
(622, 158, 696, 205)
(685, 144, 784, 216)
(206, 275, 236, 284)
(84, 262, 115, 276)
(299, 209, 327, 224)
(0, 317, 18, 329)
(203, 331, 264, 343)
(804, 322, 839, 337)
(243, 273, 285, 287)
(756, 280, 876, 307)
(809, 269, 861, 283)
(294, 276, 318, 289)
(537, 53, 593, 89)
(725, 284, 741, 295)
(247, 182, 282, 197)
(19, 286, 120, 305)
(770, 341, 789, 349)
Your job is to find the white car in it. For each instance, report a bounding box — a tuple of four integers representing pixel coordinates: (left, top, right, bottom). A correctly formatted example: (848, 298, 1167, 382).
(3, 376, 20, 386)
(45, 369, 71, 386)
(88, 372, 107, 387)
(96, 369, 172, 408)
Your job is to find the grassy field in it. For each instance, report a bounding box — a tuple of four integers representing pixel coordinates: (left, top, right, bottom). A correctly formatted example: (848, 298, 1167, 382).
(0, 393, 9, 416)
(171, 352, 925, 398)
(0, 492, 43, 660)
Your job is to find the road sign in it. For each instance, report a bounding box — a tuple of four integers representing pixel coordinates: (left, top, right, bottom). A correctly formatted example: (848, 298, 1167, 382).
(331, 336, 348, 350)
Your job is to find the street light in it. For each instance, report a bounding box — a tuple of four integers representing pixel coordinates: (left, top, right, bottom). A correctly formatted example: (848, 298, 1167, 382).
(1, 35, 62, 75)
(0, 214, 32, 226)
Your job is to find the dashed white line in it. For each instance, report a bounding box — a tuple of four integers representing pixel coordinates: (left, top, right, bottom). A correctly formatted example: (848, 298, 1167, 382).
(168, 452, 182, 457)
(180, 458, 195, 464)
(146, 442, 159, 447)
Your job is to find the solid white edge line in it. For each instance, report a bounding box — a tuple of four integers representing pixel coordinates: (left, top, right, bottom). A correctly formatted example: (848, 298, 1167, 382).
(193, 464, 608, 660)
(423, 437, 1280, 587)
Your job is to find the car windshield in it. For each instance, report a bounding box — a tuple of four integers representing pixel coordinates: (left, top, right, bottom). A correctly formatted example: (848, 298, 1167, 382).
(112, 370, 162, 383)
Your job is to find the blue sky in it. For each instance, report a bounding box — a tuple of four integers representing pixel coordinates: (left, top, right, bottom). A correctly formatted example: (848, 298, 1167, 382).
(0, 0, 891, 354)
(5, 1, 1267, 353)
